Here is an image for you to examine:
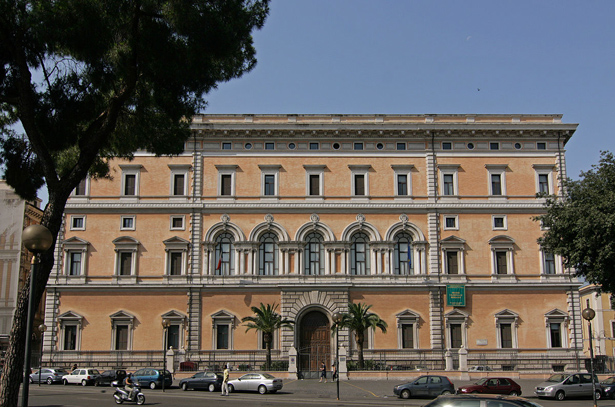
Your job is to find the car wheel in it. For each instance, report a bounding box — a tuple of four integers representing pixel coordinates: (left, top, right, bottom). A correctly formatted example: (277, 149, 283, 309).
(555, 390, 565, 401)
(228, 384, 234, 393)
(81, 379, 88, 386)
(208, 383, 215, 392)
(509, 390, 519, 396)
(400, 389, 411, 399)
(182, 382, 188, 391)
(441, 390, 452, 395)
(471, 390, 479, 394)
(46, 377, 53, 385)
(63, 379, 68, 385)
(596, 390, 602, 400)
(258, 385, 267, 395)
(149, 381, 157, 390)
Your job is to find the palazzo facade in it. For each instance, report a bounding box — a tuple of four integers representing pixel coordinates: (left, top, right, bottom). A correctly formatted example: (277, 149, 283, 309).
(44, 114, 583, 374)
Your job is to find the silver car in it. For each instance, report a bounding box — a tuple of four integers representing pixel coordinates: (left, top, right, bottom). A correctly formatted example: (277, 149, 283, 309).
(535, 372, 602, 401)
(228, 373, 283, 394)
(29, 368, 69, 384)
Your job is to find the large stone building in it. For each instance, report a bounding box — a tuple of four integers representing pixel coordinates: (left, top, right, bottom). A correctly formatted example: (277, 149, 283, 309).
(0, 180, 44, 359)
(44, 114, 583, 375)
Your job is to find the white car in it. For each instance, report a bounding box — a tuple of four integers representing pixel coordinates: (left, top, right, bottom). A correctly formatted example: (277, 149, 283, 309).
(228, 373, 283, 394)
(468, 365, 493, 372)
(62, 368, 101, 386)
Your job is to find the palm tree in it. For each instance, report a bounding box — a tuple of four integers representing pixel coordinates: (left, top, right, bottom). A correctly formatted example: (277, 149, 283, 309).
(337, 302, 388, 370)
(242, 303, 294, 370)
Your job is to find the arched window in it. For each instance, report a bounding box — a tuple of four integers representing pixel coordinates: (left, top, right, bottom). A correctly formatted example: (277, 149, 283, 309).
(394, 232, 413, 275)
(351, 232, 370, 275)
(259, 232, 278, 275)
(304, 232, 324, 275)
(215, 232, 234, 275)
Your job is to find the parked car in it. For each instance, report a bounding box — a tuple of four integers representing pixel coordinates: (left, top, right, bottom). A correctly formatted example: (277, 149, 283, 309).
(95, 369, 126, 386)
(601, 376, 615, 399)
(228, 373, 283, 394)
(468, 365, 493, 372)
(457, 377, 522, 396)
(29, 368, 69, 384)
(132, 368, 173, 389)
(62, 368, 101, 386)
(179, 371, 223, 391)
(534, 372, 602, 401)
(422, 394, 544, 407)
(394, 375, 455, 399)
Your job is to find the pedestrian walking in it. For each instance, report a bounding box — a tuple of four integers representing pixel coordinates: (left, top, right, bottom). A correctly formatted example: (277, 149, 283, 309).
(221, 364, 230, 396)
(319, 361, 327, 383)
(332, 362, 337, 382)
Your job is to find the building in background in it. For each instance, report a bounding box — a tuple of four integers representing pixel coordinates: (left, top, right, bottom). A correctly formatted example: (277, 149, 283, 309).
(44, 114, 583, 375)
(580, 284, 615, 372)
(0, 180, 44, 362)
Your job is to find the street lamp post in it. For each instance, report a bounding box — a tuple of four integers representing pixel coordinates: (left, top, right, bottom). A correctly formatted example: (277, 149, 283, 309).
(332, 312, 343, 401)
(21, 224, 53, 407)
(37, 324, 47, 387)
(582, 305, 598, 407)
(161, 318, 170, 392)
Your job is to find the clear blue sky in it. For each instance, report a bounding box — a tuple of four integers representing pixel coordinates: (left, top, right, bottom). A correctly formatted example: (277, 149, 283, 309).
(204, 0, 615, 180)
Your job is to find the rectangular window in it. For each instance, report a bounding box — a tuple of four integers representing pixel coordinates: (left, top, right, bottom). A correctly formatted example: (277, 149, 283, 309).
(169, 252, 183, 275)
(115, 325, 129, 350)
(121, 216, 135, 230)
(444, 216, 457, 230)
(68, 252, 82, 276)
(396, 143, 406, 151)
(491, 174, 502, 196)
(119, 252, 132, 276)
(74, 179, 87, 196)
(265, 142, 275, 150)
(354, 174, 365, 196)
(490, 142, 499, 150)
(216, 325, 229, 349)
(537, 142, 546, 150)
(173, 174, 185, 196)
(401, 324, 414, 349)
(397, 174, 408, 196)
(493, 216, 506, 230)
(309, 174, 320, 196)
(495, 251, 508, 274)
(442, 142, 452, 150)
(221, 174, 232, 196)
(446, 251, 459, 275)
(544, 252, 556, 274)
(309, 142, 319, 150)
(170, 216, 184, 230)
(354, 142, 364, 150)
(167, 325, 180, 350)
(71, 216, 85, 230)
(264, 174, 275, 196)
(538, 174, 550, 194)
(124, 174, 136, 196)
(550, 323, 562, 348)
(443, 174, 455, 196)
(64, 326, 77, 350)
(222, 142, 232, 150)
(500, 323, 513, 348)
(450, 324, 462, 348)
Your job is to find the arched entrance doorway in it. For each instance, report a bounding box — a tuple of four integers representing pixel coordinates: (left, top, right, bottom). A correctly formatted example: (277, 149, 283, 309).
(298, 310, 331, 377)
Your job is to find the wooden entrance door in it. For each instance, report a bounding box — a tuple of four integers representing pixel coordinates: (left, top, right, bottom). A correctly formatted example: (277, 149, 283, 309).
(299, 311, 331, 372)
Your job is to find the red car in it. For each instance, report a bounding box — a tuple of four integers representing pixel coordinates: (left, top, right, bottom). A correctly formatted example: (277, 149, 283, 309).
(457, 377, 522, 396)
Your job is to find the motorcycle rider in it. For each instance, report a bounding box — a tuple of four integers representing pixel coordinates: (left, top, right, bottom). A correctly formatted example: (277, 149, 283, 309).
(124, 373, 135, 399)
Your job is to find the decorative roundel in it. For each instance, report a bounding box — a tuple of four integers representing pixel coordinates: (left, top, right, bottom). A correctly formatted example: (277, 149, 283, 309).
(333, 143, 340, 150)
(244, 143, 252, 150)
(288, 143, 296, 150)
(376, 143, 384, 150)
(467, 143, 474, 150)
(515, 143, 522, 150)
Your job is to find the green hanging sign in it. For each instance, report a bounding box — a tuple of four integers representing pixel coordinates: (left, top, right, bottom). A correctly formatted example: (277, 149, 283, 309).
(446, 284, 466, 307)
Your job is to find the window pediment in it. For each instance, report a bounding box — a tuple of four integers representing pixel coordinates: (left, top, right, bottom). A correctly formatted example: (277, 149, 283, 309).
(110, 310, 135, 321)
(58, 311, 84, 322)
(62, 237, 89, 246)
(396, 309, 420, 323)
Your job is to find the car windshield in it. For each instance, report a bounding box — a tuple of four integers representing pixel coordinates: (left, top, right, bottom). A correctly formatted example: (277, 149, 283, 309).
(90, 370, 100, 375)
(545, 374, 567, 382)
(603, 377, 615, 385)
(476, 378, 488, 385)
(262, 374, 275, 379)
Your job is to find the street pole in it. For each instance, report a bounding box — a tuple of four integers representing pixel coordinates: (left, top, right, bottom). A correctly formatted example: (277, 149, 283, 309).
(38, 324, 46, 386)
(21, 224, 53, 407)
(332, 312, 342, 401)
(162, 318, 170, 392)
(582, 305, 598, 407)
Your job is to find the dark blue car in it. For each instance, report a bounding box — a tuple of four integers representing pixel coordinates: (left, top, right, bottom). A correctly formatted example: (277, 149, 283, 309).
(132, 368, 173, 389)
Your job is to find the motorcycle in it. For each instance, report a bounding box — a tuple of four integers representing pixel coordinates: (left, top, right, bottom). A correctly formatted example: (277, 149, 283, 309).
(111, 380, 146, 405)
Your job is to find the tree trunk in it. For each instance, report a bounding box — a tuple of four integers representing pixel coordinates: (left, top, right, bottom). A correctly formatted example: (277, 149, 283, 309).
(356, 331, 365, 370)
(0, 191, 67, 407)
(264, 332, 272, 371)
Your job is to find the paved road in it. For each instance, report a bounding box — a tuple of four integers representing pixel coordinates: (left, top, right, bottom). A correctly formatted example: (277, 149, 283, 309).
(24, 378, 615, 407)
